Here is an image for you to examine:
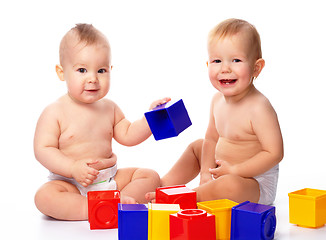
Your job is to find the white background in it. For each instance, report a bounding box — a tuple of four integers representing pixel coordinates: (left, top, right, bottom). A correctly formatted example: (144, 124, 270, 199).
(1, 0, 326, 239)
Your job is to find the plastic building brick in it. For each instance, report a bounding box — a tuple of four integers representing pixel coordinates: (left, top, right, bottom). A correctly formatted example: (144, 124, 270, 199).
(87, 190, 120, 230)
(197, 199, 238, 240)
(144, 99, 192, 140)
(288, 188, 326, 228)
(156, 185, 197, 210)
(148, 203, 181, 240)
(118, 204, 148, 240)
(170, 209, 216, 240)
(230, 201, 276, 240)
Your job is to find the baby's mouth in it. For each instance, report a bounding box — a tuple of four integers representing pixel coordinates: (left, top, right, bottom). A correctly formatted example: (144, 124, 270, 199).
(85, 88, 99, 91)
(84, 89, 99, 94)
(219, 79, 237, 85)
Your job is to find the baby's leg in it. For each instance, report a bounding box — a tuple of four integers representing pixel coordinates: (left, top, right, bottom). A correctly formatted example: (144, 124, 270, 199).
(161, 139, 203, 186)
(114, 168, 160, 204)
(34, 180, 87, 220)
(145, 139, 203, 202)
(194, 174, 260, 203)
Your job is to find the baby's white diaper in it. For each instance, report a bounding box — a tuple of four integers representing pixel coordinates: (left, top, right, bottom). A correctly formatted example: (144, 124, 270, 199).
(48, 164, 118, 196)
(254, 164, 279, 205)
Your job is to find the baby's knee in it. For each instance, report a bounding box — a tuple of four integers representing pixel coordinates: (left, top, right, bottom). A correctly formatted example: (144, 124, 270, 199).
(216, 175, 244, 197)
(188, 139, 204, 152)
(34, 181, 72, 213)
(34, 184, 53, 213)
(136, 168, 160, 183)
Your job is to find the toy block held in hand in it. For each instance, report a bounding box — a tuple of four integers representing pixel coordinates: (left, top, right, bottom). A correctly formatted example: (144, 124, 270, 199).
(118, 204, 148, 240)
(148, 203, 180, 240)
(156, 185, 197, 210)
(288, 188, 326, 228)
(170, 209, 216, 240)
(87, 190, 120, 230)
(230, 201, 276, 240)
(197, 199, 238, 240)
(145, 99, 192, 140)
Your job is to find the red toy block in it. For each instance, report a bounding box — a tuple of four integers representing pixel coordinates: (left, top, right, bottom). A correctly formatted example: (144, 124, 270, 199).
(156, 185, 197, 210)
(87, 190, 120, 230)
(170, 209, 216, 240)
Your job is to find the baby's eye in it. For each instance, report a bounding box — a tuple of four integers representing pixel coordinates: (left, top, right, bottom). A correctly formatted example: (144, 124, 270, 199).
(212, 59, 221, 63)
(77, 68, 87, 73)
(232, 59, 241, 63)
(98, 68, 107, 73)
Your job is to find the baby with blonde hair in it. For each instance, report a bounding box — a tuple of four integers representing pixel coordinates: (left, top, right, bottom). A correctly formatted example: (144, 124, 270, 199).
(147, 18, 283, 205)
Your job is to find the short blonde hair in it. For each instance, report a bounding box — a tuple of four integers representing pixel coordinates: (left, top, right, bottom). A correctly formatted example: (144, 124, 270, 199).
(208, 18, 262, 60)
(59, 23, 110, 65)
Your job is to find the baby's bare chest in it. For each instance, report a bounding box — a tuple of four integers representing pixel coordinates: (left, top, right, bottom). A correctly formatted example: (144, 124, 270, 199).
(58, 110, 114, 153)
(213, 103, 257, 141)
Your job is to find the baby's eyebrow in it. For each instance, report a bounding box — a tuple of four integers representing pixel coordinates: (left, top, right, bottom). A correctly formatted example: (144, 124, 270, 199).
(73, 63, 87, 68)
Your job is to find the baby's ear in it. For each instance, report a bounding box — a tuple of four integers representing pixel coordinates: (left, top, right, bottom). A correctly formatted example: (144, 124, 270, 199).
(253, 58, 265, 77)
(55, 65, 64, 81)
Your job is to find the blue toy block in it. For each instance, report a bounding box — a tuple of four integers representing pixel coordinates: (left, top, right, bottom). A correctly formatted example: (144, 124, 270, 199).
(144, 99, 192, 141)
(118, 204, 148, 240)
(231, 201, 276, 240)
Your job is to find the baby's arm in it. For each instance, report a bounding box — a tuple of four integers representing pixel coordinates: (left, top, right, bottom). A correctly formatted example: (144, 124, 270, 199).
(235, 101, 283, 177)
(34, 105, 99, 187)
(200, 96, 219, 185)
(113, 98, 171, 146)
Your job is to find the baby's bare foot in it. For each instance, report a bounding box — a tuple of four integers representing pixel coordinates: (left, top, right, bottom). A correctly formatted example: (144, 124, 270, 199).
(145, 192, 156, 203)
(120, 195, 137, 204)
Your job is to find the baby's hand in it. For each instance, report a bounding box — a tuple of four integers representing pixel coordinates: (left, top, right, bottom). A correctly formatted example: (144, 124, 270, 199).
(149, 97, 171, 110)
(71, 159, 99, 187)
(88, 153, 117, 171)
(209, 160, 233, 179)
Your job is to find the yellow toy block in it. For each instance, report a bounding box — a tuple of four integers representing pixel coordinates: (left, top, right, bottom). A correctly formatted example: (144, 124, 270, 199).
(148, 203, 180, 240)
(197, 199, 238, 240)
(289, 188, 326, 228)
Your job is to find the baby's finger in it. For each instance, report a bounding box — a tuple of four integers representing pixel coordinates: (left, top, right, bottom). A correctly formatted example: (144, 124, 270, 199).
(87, 173, 98, 181)
(209, 167, 218, 174)
(86, 159, 99, 166)
(209, 168, 219, 178)
(215, 159, 222, 167)
(160, 97, 171, 104)
(87, 167, 99, 176)
(150, 97, 171, 110)
(81, 180, 90, 187)
(80, 179, 93, 187)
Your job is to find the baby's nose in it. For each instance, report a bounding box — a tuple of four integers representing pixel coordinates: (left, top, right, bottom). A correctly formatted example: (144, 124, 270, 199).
(221, 63, 231, 73)
(88, 76, 98, 83)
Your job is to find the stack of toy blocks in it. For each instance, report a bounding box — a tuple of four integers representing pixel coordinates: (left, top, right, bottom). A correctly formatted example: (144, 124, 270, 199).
(87, 190, 120, 230)
(288, 188, 326, 228)
(118, 203, 148, 240)
(230, 201, 276, 240)
(170, 209, 216, 240)
(197, 199, 238, 240)
(144, 99, 192, 140)
(156, 185, 197, 210)
(148, 203, 181, 240)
